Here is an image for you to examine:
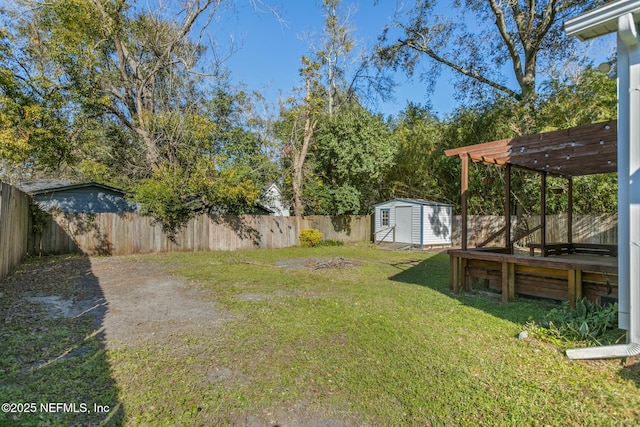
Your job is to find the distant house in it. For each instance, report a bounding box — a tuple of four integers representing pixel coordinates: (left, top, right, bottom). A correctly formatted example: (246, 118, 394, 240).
(374, 198, 453, 247)
(16, 180, 139, 214)
(260, 183, 290, 217)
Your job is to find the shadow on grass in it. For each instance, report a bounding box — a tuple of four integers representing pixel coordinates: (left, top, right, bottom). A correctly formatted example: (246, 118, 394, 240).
(388, 253, 640, 387)
(618, 360, 640, 388)
(0, 256, 123, 426)
(387, 254, 555, 325)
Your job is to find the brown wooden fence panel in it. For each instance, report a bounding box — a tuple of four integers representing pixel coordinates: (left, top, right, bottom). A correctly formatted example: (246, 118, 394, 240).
(305, 215, 371, 243)
(0, 182, 31, 280)
(451, 214, 617, 247)
(27, 210, 617, 256)
(33, 213, 372, 256)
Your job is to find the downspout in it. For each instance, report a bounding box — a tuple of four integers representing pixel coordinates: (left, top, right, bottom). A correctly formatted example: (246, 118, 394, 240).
(567, 13, 640, 359)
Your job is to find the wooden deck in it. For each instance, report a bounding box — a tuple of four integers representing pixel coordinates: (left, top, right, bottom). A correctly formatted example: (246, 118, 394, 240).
(449, 249, 618, 306)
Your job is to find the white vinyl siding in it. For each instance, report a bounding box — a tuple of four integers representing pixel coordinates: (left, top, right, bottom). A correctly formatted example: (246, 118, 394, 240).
(423, 204, 452, 245)
(374, 199, 452, 247)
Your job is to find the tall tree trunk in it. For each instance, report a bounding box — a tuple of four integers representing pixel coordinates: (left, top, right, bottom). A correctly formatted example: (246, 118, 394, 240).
(289, 60, 320, 216)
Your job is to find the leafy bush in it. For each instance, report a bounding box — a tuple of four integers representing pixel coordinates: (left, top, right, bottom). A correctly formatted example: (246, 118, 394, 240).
(299, 228, 323, 247)
(527, 298, 621, 345)
(131, 160, 258, 236)
(29, 203, 49, 234)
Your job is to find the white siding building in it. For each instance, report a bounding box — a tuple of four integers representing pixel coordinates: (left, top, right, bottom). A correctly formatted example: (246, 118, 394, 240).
(374, 199, 453, 247)
(261, 183, 290, 216)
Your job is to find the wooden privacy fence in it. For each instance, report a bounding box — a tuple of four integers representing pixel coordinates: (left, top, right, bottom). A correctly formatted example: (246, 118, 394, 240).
(451, 214, 617, 247)
(30, 212, 372, 256)
(29, 210, 618, 257)
(0, 182, 31, 280)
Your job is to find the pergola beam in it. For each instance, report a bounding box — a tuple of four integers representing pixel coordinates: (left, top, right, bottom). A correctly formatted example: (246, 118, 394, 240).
(445, 121, 617, 178)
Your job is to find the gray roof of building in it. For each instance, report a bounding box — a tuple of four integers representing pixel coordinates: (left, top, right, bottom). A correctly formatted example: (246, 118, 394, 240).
(16, 181, 127, 195)
(374, 198, 453, 207)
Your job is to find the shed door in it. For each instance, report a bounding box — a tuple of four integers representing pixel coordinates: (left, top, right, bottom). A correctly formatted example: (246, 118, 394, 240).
(395, 206, 413, 243)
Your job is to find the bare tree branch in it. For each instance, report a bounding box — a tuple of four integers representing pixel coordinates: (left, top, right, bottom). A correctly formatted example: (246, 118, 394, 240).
(397, 28, 520, 100)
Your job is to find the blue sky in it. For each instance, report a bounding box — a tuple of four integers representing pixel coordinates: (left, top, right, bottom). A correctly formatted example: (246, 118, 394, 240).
(216, 1, 459, 118)
(215, 1, 615, 119)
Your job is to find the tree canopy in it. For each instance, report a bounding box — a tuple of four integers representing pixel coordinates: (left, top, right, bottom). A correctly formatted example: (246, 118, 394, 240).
(1, 0, 275, 232)
(377, 0, 606, 132)
(0, 0, 619, 232)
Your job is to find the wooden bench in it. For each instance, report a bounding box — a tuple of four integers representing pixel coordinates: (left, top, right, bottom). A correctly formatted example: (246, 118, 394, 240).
(528, 243, 617, 257)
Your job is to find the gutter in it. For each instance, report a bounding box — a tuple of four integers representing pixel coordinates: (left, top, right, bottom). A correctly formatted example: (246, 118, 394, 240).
(564, 0, 640, 41)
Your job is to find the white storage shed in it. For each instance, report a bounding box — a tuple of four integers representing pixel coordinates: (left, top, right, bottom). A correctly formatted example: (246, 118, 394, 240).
(374, 199, 453, 247)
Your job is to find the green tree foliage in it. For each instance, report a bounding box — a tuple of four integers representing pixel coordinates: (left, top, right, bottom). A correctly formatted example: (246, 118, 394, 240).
(277, 0, 397, 216)
(0, 29, 33, 180)
(532, 65, 617, 214)
(386, 63, 617, 217)
(537, 65, 617, 130)
(1, 0, 274, 232)
(278, 57, 324, 217)
(318, 0, 355, 115)
(427, 99, 522, 214)
(277, 0, 362, 216)
(311, 102, 396, 214)
(383, 103, 444, 201)
(132, 159, 259, 235)
(0, 22, 78, 181)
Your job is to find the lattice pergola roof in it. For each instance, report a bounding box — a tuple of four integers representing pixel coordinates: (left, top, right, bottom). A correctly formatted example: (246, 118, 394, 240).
(445, 120, 617, 177)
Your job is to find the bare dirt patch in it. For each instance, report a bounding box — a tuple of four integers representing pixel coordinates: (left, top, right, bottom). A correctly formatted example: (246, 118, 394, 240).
(3, 256, 234, 349)
(88, 257, 236, 348)
(2, 255, 365, 426)
(275, 256, 361, 270)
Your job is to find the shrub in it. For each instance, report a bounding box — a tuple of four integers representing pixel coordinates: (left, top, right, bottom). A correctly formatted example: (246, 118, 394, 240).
(299, 229, 323, 247)
(527, 298, 622, 346)
(29, 203, 49, 234)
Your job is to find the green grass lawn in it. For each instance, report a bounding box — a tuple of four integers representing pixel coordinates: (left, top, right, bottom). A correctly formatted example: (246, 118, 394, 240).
(3, 245, 640, 426)
(115, 245, 640, 426)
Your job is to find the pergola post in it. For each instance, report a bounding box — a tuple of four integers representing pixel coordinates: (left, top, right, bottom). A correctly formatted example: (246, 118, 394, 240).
(540, 172, 547, 251)
(461, 154, 469, 251)
(567, 177, 573, 243)
(504, 164, 512, 251)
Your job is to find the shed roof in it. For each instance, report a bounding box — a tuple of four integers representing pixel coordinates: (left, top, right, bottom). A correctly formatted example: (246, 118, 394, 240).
(15, 179, 73, 194)
(22, 181, 128, 196)
(444, 120, 617, 177)
(375, 198, 453, 207)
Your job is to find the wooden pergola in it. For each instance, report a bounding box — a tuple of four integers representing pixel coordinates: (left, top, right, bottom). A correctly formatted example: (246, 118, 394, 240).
(444, 120, 618, 305)
(445, 120, 617, 251)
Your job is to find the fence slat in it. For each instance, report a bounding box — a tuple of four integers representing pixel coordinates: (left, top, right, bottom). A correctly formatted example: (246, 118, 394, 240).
(0, 182, 31, 280)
